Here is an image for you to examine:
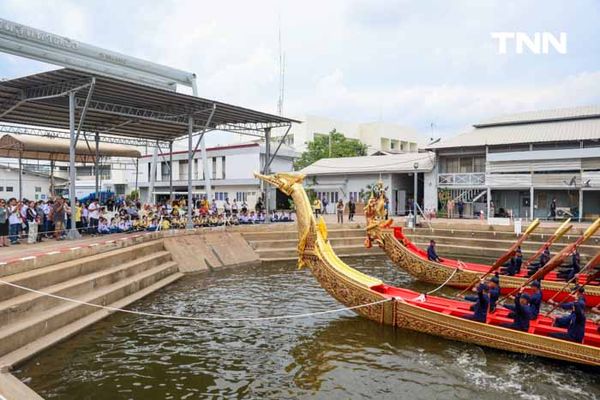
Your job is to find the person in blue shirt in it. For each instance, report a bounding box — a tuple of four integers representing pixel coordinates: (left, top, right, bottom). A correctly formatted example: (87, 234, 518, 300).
(487, 273, 501, 313)
(528, 246, 550, 277)
(502, 290, 533, 332)
(557, 250, 581, 281)
(529, 280, 543, 319)
(427, 240, 442, 262)
(463, 282, 489, 323)
(501, 246, 523, 276)
(549, 301, 586, 343)
(549, 286, 586, 309)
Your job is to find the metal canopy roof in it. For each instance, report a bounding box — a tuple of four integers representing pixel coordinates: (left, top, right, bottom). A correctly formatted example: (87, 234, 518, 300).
(0, 133, 141, 162)
(0, 68, 299, 143)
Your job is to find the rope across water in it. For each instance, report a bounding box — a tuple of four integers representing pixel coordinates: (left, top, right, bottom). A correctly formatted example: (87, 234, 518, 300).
(0, 279, 392, 322)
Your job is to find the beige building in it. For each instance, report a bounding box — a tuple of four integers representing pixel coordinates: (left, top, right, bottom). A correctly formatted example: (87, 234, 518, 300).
(277, 115, 421, 154)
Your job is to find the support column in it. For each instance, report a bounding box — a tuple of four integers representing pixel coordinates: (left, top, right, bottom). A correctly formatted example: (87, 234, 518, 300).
(530, 186, 534, 221)
(413, 170, 418, 229)
(187, 115, 194, 229)
(487, 186, 491, 220)
(18, 153, 22, 200)
(94, 132, 100, 202)
(169, 141, 174, 202)
(149, 141, 158, 204)
(50, 160, 55, 197)
(135, 159, 139, 194)
(578, 188, 583, 222)
(201, 135, 211, 201)
(67, 91, 80, 239)
(264, 127, 271, 221)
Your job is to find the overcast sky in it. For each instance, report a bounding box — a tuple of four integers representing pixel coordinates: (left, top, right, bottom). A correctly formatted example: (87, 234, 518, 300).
(1, 0, 599, 145)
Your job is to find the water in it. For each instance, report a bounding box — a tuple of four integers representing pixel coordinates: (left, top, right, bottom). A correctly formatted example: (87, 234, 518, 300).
(14, 257, 600, 400)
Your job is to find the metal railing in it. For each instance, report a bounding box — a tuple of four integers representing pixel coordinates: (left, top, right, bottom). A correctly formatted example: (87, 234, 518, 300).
(438, 173, 485, 186)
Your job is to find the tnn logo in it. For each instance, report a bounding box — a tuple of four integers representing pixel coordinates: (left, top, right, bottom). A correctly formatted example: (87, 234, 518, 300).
(491, 32, 567, 54)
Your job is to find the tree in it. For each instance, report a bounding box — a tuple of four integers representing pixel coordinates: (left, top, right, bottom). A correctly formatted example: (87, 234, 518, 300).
(293, 129, 368, 170)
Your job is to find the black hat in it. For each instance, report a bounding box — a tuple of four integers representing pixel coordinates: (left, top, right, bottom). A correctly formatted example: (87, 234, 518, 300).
(531, 280, 541, 288)
(490, 274, 500, 284)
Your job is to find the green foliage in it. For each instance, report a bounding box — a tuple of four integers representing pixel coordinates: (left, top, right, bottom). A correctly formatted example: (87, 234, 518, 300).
(293, 129, 368, 170)
(127, 189, 140, 201)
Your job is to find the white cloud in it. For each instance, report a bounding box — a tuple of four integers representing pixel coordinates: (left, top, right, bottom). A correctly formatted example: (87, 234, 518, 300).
(0, 0, 598, 143)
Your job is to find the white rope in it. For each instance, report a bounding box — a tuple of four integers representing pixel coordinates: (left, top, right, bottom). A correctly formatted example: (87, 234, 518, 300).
(0, 279, 392, 322)
(424, 266, 459, 295)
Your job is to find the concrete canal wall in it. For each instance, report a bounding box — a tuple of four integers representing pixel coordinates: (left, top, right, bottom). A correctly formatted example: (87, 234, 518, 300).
(0, 221, 599, 399)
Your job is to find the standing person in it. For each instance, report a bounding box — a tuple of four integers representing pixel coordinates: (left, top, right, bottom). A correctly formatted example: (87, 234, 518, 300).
(52, 197, 65, 240)
(348, 197, 356, 222)
(313, 197, 321, 216)
(0, 199, 8, 247)
(88, 199, 100, 235)
(447, 199, 454, 219)
(232, 199, 238, 216)
(8, 198, 22, 245)
(42, 200, 52, 238)
(224, 198, 232, 217)
(82, 202, 89, 233)
(255, 197, 263, 214)
(74, 201, 83, 233)
(489, 200, 495, 218)
(322, 196, 329, 215)
(550, 198, 558, 220)
(26, 200, 39, 244)
(336, 199, 344, 224)
(457, 199, 465, 219)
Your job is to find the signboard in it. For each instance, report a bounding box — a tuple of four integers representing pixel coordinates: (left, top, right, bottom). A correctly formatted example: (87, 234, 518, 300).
(0, 18, 196, 91)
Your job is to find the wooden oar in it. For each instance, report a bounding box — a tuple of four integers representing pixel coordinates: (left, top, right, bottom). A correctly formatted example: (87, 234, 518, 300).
(456, 218, 540, 297)
(499, 217, 600, 303)
(544, 268, 600, 317)
(522, 219, 573, 270)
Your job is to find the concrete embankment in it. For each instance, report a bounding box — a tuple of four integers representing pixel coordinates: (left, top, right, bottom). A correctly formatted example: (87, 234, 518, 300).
(0, 229, 262, 400)
(1, 220, 599, 399)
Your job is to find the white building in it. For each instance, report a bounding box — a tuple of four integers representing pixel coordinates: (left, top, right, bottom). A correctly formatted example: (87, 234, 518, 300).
(137, 142, 297, 208)
(300, 152, 435, 215)
(53, 161, 139, 199)
(428, 105, 600, 221)
(277, 115, 422, 154)
(0, 164, 67, 201)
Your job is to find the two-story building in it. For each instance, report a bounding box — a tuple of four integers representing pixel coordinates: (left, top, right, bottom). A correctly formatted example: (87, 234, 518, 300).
(427, 105, 600, 221)
(137, 142, 297, 208)
(272, 115, 421, 154)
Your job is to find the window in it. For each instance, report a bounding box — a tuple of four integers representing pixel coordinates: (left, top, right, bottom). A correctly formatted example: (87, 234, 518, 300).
(35, 187, 42, 193)
(6, 186, 13, 192)
(221, 156, 226, 179)
(0, 187, 3, 192)
(236, 192, 247, 202)
(348, 191, 359, 201)
(473, 157, 486, 173)
(179, 161, 188, 180)
(212, 158, 217, 180)
(459, 157, 473, 173)
(214, 191, 226, 201)
(160, 161, 171, 181)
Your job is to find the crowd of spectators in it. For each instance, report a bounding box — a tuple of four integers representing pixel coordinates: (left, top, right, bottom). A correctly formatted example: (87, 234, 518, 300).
(0, 195, 295, 247)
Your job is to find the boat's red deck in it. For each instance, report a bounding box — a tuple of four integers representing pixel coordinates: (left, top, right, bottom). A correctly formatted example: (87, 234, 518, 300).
(392, 227, 596, 284)
(370, 283, 600, 348)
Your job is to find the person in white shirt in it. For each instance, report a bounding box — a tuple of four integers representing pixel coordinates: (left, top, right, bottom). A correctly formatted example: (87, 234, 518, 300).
(8, 198, 22, 244)
(88, 200, 100, 234)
